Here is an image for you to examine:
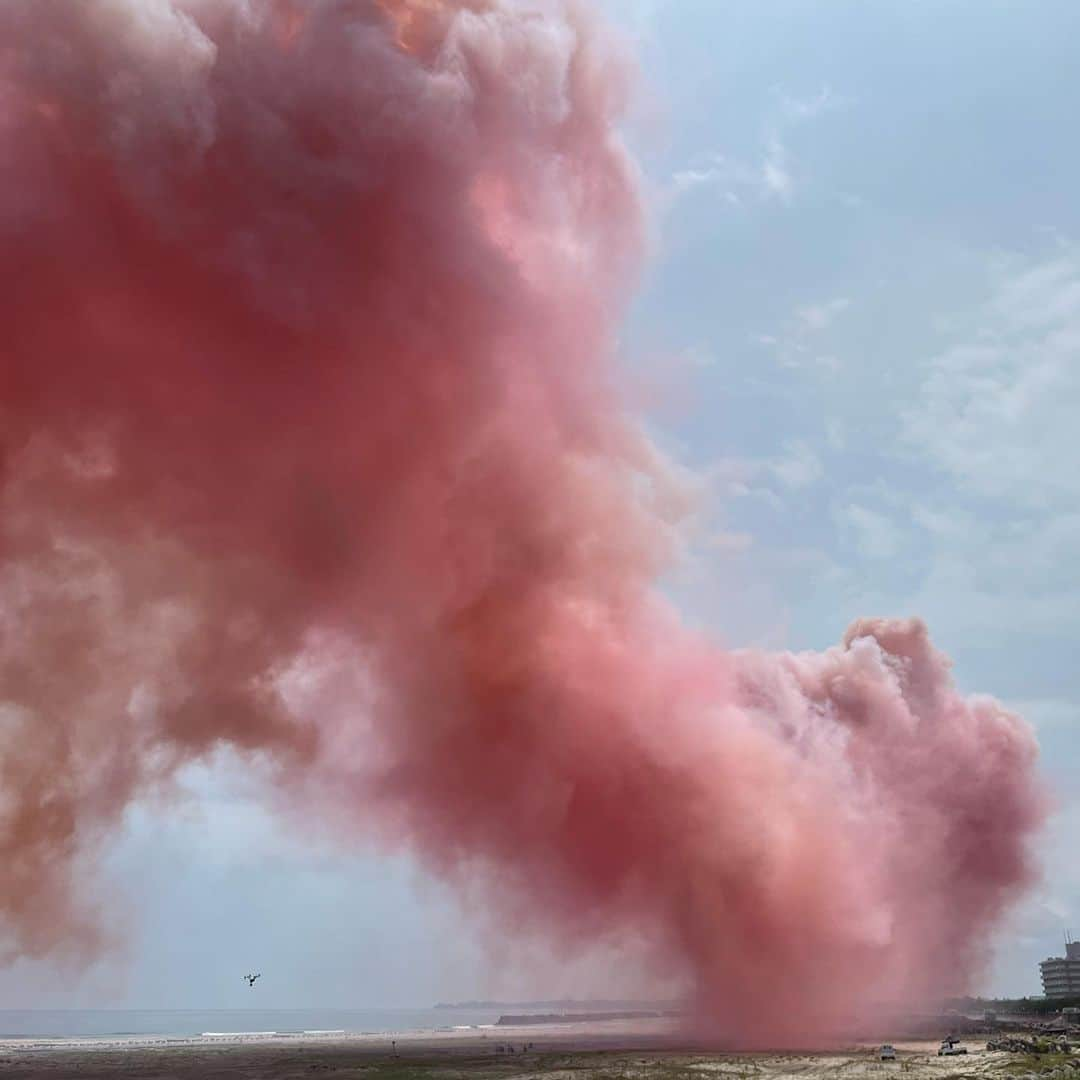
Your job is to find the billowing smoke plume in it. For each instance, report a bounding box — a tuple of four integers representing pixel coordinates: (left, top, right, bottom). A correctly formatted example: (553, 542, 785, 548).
(0, 0, 1045, 1042)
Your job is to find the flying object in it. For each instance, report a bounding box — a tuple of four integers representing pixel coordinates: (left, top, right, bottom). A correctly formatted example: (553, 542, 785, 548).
(245, 973, 261, 988)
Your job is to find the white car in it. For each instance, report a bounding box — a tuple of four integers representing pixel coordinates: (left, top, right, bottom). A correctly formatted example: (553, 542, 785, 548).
(938, 1041, 967, 1056)
(879, 1045, 896, 1061)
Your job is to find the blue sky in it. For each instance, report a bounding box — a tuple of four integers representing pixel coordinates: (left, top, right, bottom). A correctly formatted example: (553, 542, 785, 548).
(5, 0, 1077, 1009)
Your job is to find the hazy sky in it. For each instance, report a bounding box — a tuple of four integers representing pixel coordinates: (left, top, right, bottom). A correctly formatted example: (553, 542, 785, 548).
(5, 0, 1078, 1010)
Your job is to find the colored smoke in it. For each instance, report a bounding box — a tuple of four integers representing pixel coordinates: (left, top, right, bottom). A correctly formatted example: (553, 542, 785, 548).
(0, 0, 1045, 1042)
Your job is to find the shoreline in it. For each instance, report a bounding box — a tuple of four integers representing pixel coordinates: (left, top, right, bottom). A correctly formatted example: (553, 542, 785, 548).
(0, 1016, 677, 1055)
(0, 1015, 1023, 1054)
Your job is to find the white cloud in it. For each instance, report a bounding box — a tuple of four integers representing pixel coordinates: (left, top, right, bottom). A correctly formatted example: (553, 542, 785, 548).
(825, 419, 847, 450)
(904, 250, 1080, 508)
(796, 297, 851, 331)
(760, 134, 792, 203)
(837, 503, 900, 560)
(667, 146, 791, 208)
(777, 84, 852, 121)
(753, 297, 851, 373)
(831, 493, 1080, 646)
(666, 83, 852, 213)
(670, 164, 728, 197)
(993, 256, 1080, 329)
(768, 440, 823, 491)
(702, 447, 823, 509)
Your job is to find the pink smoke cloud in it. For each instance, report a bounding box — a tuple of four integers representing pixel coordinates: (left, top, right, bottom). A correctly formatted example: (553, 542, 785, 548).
(0, 0, 1045, 1043)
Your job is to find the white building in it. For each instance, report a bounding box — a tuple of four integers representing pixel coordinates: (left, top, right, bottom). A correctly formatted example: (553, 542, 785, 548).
(1040, 935, 1080, 1000)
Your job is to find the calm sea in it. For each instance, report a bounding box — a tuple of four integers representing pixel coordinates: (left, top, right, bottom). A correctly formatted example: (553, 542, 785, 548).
(0, 1008, 501, 1040)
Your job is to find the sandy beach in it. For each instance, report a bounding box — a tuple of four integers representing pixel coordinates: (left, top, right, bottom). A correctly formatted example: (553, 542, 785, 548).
(0, 1020, 1075, 1080)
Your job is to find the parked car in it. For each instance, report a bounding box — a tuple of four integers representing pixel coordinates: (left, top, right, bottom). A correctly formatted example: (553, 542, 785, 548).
(938, 1038, 967, 1056)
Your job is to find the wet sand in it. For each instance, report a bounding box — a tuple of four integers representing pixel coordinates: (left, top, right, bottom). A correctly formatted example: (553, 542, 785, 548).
(0, 1022, 1073, 1080)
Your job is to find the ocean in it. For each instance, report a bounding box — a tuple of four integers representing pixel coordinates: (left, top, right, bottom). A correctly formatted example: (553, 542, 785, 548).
(0, 1008, 502, 1040)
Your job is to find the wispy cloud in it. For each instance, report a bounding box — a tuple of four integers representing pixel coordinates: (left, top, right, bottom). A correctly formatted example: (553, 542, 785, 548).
(768, 440, 824, 491)
(836, 502, 900, 560)
(666, 84, 852, 212)
(904, 249, 1080, 508)
(760, 134, 793, 203)
(669, 159, 746, 205)
(752, 297, 851, 372)
(668, 148, 790, 208)
(796, 297, 851, 331)
(702, 444, 824, 511)
(776, 84, 853, 121)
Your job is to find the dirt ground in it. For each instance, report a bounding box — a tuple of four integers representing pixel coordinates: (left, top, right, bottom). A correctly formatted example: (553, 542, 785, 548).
(0, 1032, 1076, 1080)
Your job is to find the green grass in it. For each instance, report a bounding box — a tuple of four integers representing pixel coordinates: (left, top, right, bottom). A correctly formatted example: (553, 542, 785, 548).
(983, 1050, 1077, 1076)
